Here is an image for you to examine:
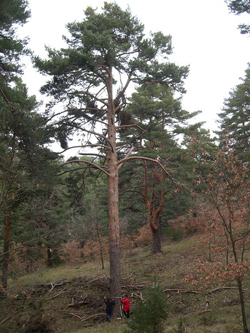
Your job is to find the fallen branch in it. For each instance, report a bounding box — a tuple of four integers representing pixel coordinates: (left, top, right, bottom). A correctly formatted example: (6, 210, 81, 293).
(58, 310, 86, 321)
(45, 281, 66, 297)
(50, 288, 70, 300)
(162, 288, 199, 294)
(131, 292, 145, 301)
(207, 287, 245, 294)
(43, 280, 69, 287)
(81, 313, 105, 322)
(0, 315, 14, 325)
(71, 313, 85, 320)
(88, 276, 110, 284)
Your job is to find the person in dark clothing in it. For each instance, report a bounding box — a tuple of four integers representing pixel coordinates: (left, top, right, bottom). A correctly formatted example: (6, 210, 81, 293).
(121, 294, 130, 318)
(104, 297, 115, 322)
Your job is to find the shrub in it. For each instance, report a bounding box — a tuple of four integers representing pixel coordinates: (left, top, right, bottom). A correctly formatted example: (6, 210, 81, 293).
(124, 285, 168, 333)
(164, 227, 184, 241)
(134, 225, 152, 247)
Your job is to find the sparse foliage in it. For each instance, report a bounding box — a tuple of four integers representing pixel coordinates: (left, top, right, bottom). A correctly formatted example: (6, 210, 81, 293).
(185, 138, 250, 333)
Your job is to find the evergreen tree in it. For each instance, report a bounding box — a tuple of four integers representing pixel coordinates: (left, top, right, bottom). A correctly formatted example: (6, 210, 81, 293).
(225, 0, 250, 34)
(0, 0, 30, 84)
(119, 83, 200, 253)
(0, 0, 60, 287)
(217, 65, 250, 161)
(0, 80, 58, 288)
(34, 2, 188, 310)
(124, 285, 168, 333)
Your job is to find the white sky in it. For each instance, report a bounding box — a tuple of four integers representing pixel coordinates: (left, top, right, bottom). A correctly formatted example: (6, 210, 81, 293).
(20, 0, 250, 134)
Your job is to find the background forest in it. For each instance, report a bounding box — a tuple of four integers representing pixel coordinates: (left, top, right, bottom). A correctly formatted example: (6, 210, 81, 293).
(1, 1, 250, 332)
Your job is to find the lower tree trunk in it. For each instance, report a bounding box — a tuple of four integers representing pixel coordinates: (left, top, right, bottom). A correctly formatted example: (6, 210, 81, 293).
(237, 278, 249, 333)
(152, 229, 161, 253)
(2, 215, 11, 289)
(152, 217, 161, 253)
(108, 169, 121, 317)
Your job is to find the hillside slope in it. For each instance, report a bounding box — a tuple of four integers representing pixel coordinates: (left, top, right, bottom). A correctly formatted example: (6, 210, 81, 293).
(0, 234, 248, 332)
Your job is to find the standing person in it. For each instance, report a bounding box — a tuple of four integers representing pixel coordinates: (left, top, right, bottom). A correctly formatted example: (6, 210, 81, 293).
(121, 294, 130, 318)
(104, 297, 115, 322)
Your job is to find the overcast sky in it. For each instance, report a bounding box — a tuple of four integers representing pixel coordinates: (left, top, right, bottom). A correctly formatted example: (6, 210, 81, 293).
(20, 0, 250, 134)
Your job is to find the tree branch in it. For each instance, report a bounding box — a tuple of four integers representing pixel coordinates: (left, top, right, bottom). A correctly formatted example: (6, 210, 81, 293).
(155, 190, 166, 218)
(72, 126, 114, 152)
(0, 87, 13, 111)
(143, 162, 150, 210)
(118, 145, 134, 170)
(67, 109, 108, 126)
(55, 144, 109, 155)
(118, 156, 174, 182)
(116, 124, 146, 133)
(61, 160, 109, 176)
(79, 153, 106, 159)
(114, 73, 132, 109)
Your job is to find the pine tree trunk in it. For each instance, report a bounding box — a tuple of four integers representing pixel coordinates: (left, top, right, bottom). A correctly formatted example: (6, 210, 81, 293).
(2, 215, 11, 289)
(152, 217, 161, 253)
(107, 69, 121, 317)
(108, 169, 121, 316)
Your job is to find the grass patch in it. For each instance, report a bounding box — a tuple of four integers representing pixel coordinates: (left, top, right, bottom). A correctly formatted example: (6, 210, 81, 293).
(72, 320, 128, 333)
(8, 262, 110, 292)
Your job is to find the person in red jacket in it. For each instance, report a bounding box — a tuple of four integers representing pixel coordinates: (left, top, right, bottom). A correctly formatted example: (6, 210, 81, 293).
(121, 294, 130, 318)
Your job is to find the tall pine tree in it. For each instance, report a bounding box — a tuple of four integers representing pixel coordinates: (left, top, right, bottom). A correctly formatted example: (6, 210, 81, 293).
(34, 2, 188, 310)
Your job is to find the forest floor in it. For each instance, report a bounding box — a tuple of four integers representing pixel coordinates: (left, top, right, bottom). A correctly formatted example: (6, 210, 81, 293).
(0, 233, 249, 332)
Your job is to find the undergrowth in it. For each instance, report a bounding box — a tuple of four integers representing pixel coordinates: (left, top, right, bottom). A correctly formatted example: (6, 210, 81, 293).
(1, 235, 250, 333)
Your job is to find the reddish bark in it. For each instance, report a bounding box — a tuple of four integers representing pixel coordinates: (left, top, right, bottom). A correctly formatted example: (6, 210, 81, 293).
(143, 165, 166, 253)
